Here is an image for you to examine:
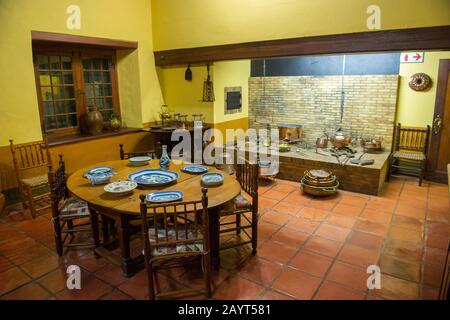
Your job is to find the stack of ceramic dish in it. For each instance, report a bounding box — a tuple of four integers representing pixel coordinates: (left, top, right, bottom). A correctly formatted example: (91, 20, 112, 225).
(84, 166, 115, 185)
(300, 169, 339, 196)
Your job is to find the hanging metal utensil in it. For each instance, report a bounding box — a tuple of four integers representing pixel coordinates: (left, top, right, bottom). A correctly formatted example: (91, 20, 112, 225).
(202, 64, 215, 102)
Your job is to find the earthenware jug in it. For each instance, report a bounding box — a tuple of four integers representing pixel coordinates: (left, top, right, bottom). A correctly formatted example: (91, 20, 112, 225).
(159, 145, 171, 168)
(86, 107, 103, 135)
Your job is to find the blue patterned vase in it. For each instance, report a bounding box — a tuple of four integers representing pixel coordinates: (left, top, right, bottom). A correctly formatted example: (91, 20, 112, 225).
(159, 145, 171, 168)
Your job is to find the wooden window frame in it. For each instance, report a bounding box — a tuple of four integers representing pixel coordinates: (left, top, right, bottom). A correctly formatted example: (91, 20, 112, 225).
(32, 45, 121, 137)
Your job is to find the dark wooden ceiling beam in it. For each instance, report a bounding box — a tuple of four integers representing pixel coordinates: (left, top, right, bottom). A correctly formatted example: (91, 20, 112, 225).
(32, 31, 138, 50)
(154, 25, 450, 67)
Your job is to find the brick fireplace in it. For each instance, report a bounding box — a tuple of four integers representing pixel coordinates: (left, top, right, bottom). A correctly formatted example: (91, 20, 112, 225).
(248, 74, 399, 148)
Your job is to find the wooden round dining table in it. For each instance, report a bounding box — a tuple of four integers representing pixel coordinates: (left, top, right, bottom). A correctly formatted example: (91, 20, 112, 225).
(67, 159, 241, 276)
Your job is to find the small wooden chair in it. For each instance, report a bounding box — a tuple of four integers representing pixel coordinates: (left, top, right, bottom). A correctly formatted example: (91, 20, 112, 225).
(48, 155, 100, 256)
(139, 188, 211, 300)
(219, 160, 258, 255)
(119, 142, 160, 160)
(389, 123, 431, 186)
(9, 138, 52, 218)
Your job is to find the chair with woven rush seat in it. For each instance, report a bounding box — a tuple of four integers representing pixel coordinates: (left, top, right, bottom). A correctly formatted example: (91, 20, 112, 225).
(219, 159, 258, 255)
(119, 142, 161, 160)
(389, 123, 431, 186)
(48, 155, 100, 256)
(9, 137, 52, 218)
(139, 188, 211, 300)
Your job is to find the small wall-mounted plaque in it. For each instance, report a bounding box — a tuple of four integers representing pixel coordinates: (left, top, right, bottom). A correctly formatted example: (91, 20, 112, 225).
(224, 86, 242, 115)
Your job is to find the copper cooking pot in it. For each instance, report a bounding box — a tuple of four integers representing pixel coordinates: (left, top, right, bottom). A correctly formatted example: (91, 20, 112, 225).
(361, 138, 383, 150)
(316, 135, 328, 148)
(330, 133, 351, 148)
(278, 124, 303, 142)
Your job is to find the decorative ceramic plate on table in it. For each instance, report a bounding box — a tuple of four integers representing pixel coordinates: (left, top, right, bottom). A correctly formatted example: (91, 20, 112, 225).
(146, 191, 183, 203)
(83, 166, 115, 185)
(104, 181, 137, 197)
(201, 173, 224, 187)
(182, 164, 208, 174)
(128, 156, 151, 166)
(128, 169, 179, 187)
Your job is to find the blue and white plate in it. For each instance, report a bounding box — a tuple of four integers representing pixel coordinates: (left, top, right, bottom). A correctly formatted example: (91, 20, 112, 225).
(201, 173, 224, 187)
(104, 181, 137, 197)
(146, 191, 183, 203)
(182, 164, 208, 174)
(128, 169, 179, 186)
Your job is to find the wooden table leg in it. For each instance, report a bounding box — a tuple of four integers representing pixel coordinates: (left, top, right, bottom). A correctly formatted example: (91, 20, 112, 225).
(90, 209, 100, 247)
(209, 208, 220, 269)
(117, 213, 133, 277)
(101, 214, 110, 243)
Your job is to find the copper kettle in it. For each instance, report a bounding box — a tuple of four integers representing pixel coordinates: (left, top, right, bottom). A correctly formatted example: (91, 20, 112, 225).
(316, 134, 328, 148)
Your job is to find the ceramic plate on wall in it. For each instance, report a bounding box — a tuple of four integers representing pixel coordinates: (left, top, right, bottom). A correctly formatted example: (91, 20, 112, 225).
(201, 173, 224, 187)
(146, 191, 183, 203)
(128, 169, 179, 186)
(182, 164, 208, 174)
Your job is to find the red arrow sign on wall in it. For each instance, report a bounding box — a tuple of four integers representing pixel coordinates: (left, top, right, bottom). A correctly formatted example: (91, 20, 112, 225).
(400, 52, 424, 63)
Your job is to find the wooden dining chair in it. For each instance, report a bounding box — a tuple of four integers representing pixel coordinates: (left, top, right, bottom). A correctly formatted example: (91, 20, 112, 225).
(219, 160, 258, 255)
(119, 142, 161, 160)
(139, 188, 211, 300)
(48, 155, 100, 256)
(9, 137, 52, 218)
(389, 123, 431, 186)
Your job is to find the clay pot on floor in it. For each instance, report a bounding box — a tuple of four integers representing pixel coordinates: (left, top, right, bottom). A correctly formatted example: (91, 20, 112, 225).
(86, 107, 104, 135)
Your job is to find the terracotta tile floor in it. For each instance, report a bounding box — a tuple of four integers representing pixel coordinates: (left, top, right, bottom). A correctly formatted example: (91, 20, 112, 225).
(0, 176, 448, 300)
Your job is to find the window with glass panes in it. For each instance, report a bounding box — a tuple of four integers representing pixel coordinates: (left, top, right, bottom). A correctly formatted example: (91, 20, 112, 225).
(33, 48, 120, 135)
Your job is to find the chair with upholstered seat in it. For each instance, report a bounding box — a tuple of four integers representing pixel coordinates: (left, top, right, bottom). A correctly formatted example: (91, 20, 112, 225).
(139, 188, 211, 300)
(389, 123, 431, 186)
(48, 155, 100, 256)
(9, 138, 52, 218)
(119, 142, 161, 160)
(219, 160, 258, 255)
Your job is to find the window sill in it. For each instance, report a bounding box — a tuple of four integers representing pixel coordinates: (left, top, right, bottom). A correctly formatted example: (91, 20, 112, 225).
(47, 128, 144, 147)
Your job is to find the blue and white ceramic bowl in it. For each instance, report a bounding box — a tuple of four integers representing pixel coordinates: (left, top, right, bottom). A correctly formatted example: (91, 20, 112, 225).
(146, 190, 184, 203)
(84, 166, 115, 185)
(182, 164, 208, 174)
(201, 173, 224, 187)
(128, 169, 179, 187)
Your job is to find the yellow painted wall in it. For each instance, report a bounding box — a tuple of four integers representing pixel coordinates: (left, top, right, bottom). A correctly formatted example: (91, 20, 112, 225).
(0, 0, 164, 146)
(158, 60, 252, 127)
(151, 0, 450, 50)
(157, 66, 214, 123)
(213, 60, 250, 123)
(397, 51, 450, 126)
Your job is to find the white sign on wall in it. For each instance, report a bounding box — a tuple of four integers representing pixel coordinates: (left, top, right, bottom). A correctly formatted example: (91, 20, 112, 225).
(400, 52, 424, 63)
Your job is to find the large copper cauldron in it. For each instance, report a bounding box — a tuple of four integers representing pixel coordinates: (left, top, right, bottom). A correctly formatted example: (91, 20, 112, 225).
(278, 124, 303, 142)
